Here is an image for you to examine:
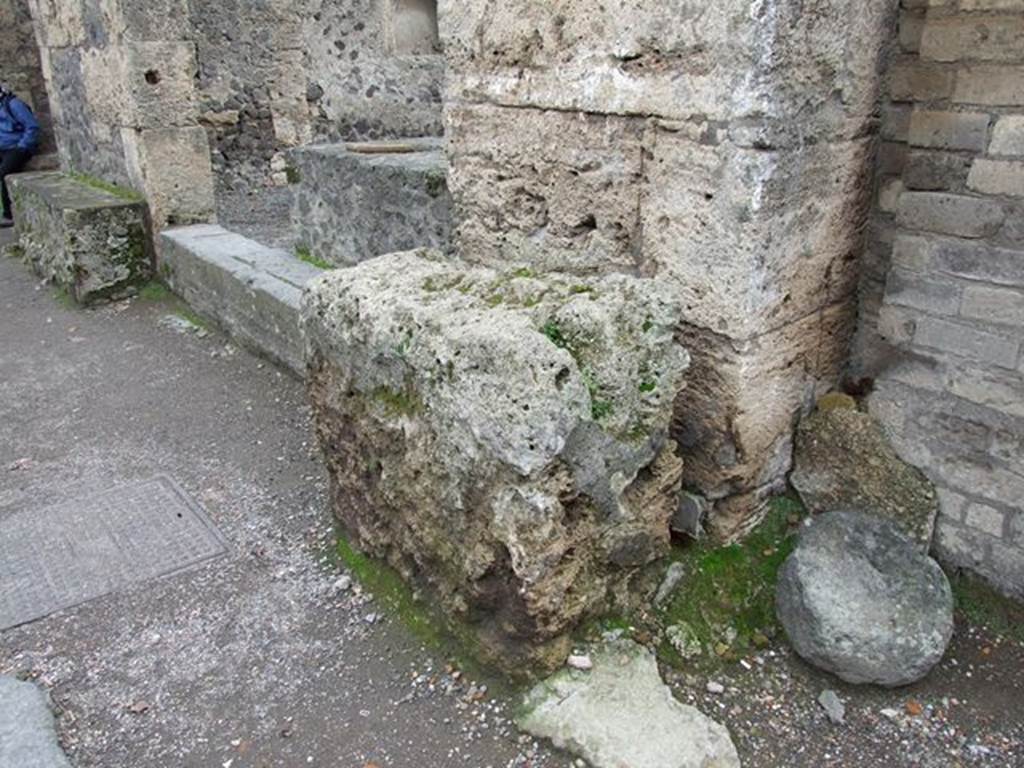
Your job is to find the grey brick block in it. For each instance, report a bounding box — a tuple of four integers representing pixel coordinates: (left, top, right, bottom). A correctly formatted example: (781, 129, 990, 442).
(914, 316, 1020, 367)
(968, 159, 1024, 198)
(885, 268, 962, 315)
(908, 111, 990, 152)
(931, 239, 1024, 287)
(960, 285, 1024, 327)
(896, 192, 1004, 239)
(965, 503, 1007, 539)
(949, 366, 1024, 419)
(991, 115, 1024, 156)
(941, 457, 1024, 509)
(904, 151, 972, 192)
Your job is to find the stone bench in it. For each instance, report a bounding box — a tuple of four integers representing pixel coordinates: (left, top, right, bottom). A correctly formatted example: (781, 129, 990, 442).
(288, 138, 453, 267)
(9, 171, 150, 304)
(159, 224, 323, 376)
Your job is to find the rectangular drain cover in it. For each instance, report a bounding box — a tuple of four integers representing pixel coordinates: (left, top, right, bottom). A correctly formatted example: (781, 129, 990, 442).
(0, 476, 228, 631)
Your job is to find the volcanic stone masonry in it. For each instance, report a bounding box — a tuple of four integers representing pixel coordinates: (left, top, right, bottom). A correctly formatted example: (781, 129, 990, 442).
(441, 0, 899, 539)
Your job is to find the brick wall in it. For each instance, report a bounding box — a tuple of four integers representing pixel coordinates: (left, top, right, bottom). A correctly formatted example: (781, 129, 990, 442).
(859, 0, 1024, 598)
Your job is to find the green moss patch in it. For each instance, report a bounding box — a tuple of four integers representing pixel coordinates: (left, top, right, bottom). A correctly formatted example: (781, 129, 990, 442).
(655, 495, 806, 668)
(137, 281, 171, 302)
(334, 533, 506, 692)
(295, 245, 333, 270)
(951, 572, 1024, 644)
(69, 172, 143, 202)
(372, 386, 422, 417)
(52, 285, 77, 309)
(174, 307, 210, 331)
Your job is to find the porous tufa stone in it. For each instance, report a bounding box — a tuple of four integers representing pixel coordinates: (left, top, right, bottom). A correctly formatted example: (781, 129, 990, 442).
(301, 249, 690, 671)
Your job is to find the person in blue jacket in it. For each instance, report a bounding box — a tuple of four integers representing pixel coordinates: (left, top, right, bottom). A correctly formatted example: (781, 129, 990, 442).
(0, 83, 41, 228)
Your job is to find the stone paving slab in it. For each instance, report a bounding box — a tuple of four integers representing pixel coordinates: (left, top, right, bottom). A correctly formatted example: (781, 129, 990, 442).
(0, 476, 227, 630)
(0, 676, 72, 768)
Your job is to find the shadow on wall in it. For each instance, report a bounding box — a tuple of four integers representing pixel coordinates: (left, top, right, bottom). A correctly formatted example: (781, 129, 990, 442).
(389, 0, 440, 55)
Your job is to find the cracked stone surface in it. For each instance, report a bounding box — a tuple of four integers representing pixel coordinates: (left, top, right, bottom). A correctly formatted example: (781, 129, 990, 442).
(517, 639, 740, 768)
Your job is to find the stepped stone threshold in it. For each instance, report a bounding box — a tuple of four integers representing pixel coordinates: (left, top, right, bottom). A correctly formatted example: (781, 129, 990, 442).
(159, 225, 322, 376)
(289, 138, 453, 267)
(8, 171, 150, 304)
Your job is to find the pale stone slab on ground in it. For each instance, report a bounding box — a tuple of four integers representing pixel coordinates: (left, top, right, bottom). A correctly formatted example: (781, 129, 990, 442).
(517, 640, 741, 768)
(0, 676, 72, 768)
(159, 224, 322, 375)
(777, 510, 954, 687)
(8, 171, 150, 304)
(0, 476, 227, 631)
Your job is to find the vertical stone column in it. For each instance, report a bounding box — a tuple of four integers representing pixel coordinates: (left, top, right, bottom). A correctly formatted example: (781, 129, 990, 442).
(859, 1, 1024, 598)
(440, 0, 898, 537)
(26, 0, 216, 228)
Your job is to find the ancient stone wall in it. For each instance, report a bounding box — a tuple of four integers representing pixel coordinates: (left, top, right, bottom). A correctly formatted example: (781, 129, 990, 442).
(0, 0, 54, 153)
(25, 0, 217, 228)
(25, 0, 444, 212)
(188, 0, 443, 196)
(440, 0, 898, 538)
(857, 0, 1024, 598)
(303, 0, 443, 142)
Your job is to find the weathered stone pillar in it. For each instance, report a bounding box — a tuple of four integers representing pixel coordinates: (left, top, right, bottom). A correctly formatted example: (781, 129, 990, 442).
(26, 0, 216, 229)
(440, 0, 898, 537)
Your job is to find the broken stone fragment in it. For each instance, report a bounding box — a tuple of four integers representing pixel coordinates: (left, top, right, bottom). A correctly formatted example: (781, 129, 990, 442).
(818, 689, 845, 724)
(791, 405, 939, 551)
(517, 640, 740, 768)
(776, 510, 954, 687)
(301, 249, 689, 671)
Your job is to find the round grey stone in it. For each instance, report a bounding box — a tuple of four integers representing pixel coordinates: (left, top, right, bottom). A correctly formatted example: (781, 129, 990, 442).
(776, 509, 954, 687)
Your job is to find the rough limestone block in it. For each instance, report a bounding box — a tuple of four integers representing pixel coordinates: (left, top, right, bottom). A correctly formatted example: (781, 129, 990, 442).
(644, 129, 873, 339)
(791, 406, 940, 550)
(675, 301, 856, 541)
(302, 250, 689, 669)
(441, 0, 894, 143)
(447, 104, 645, 276)
(122, 126, 216, 228)
(517, 640, 740, 768)
(9, 171, 150, 304)
(289, 139, 452, 267)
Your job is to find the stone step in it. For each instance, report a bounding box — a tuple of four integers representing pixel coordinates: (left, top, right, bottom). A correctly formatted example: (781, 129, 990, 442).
(288, 137, 453, 267)
(8, 171, 150, 304)
(158, 225, 323, 376)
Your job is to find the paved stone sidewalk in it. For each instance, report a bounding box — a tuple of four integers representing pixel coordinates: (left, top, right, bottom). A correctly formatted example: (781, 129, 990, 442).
(0, 241, 562, 768)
